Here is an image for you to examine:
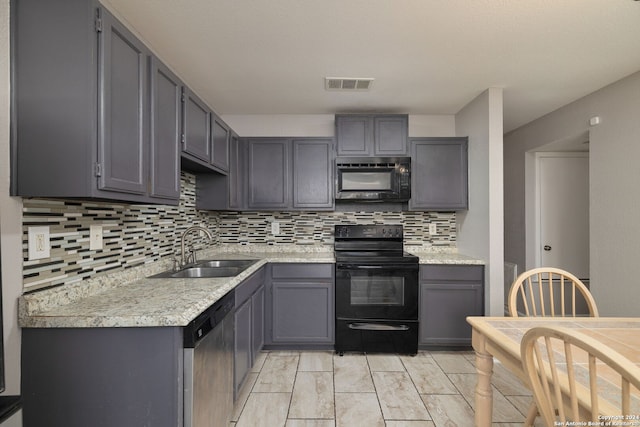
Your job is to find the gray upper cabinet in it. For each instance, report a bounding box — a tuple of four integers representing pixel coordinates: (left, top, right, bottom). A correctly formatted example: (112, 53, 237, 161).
(228, 133, 244, 210)
(336, 114, 408, 156)
(12, 0, 178, 204)
(98, 9, 148, 196)
(409, 137, 469, 211)
(374, 115, 409, 155)
(292, 139, 334, 210)
(196, 133, 245, 210)
(244, 138, 334, 211)
(335, 115, 372, 156)
(181, 89, 231, 175)
(247, 138, 290, 209)
(181, 87, 211, 166)
(149, 57, 181, 200)
(211, 116, 230, 173)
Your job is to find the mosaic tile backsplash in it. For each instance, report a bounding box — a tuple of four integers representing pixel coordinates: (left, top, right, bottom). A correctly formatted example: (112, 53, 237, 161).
(22, 173, 456, 291)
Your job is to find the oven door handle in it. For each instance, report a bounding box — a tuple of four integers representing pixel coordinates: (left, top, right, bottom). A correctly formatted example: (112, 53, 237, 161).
(336, 263, 418, 270)
(348, 322, 410, 332)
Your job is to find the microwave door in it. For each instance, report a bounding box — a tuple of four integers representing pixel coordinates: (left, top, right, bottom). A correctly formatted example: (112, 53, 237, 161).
(341, 171, 393, 191)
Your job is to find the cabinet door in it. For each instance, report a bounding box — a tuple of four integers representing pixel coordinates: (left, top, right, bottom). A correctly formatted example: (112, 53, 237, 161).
(292, 139, 334, 210)
(410, 137, 469, 210)
(251, 286, 265, 364)
(419, 283, 483, 346)
(234, 298, 252, 397)
(270, 281, 334, 344)
(182, 87, 211, 163)
(374, 115, 408, 155)
(247, 139, 290, 209)
(149, 57, 181, 200)
(228, 134, 245, 210)
(211, 115, 230, 173)
(336, 115, 373, 156)
(98, 8, 148, 195)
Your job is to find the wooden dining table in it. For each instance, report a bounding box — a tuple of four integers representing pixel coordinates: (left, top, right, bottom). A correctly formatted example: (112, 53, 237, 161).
(466, 316, 640, 426)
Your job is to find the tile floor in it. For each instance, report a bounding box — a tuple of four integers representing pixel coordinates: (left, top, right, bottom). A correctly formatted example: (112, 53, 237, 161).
(230, 350, 544, 427)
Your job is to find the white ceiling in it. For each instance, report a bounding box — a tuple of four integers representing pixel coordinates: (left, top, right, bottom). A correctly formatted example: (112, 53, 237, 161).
(104, 0, 640, 133)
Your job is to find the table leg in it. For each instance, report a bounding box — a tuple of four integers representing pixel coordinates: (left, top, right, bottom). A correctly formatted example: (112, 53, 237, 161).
(473, 335, 494, 427)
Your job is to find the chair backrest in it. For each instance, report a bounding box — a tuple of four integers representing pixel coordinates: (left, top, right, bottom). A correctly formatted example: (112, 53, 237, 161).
(521, 325, 640, 425)
(507, 267, 598, 317)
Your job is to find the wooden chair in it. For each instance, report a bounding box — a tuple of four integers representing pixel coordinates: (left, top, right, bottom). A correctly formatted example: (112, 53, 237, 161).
(520, 325, 640, 426)
(507, 267, 598, 318)
(507, 267, 599, 425)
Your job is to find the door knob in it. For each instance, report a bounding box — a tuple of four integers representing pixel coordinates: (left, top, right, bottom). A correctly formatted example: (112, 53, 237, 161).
(543, 245, 552, 251)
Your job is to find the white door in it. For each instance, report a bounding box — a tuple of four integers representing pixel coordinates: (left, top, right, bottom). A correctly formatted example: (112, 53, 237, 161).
(538, 153, 589, 279)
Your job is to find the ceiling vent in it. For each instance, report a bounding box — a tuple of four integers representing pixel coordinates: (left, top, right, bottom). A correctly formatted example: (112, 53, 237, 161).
(325, 77, 374, 91)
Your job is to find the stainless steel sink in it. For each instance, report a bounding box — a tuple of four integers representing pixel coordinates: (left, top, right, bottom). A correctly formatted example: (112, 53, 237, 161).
(196, 259, 257, 269)
(151, 259, 258, 279)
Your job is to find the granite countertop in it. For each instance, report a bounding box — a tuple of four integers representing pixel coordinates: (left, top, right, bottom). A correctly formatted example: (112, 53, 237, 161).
(18, 246, 483, 329)
(408, 250, 485, 265)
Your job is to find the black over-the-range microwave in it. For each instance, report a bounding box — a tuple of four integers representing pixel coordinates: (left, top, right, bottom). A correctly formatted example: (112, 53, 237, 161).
(335, 157, 411, 202)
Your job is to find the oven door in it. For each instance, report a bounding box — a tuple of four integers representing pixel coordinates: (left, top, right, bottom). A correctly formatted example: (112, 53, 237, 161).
(335, 262, 418, 320)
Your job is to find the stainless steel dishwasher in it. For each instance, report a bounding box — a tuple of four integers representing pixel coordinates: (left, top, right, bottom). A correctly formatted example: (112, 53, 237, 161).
(183, 291, 235, 427)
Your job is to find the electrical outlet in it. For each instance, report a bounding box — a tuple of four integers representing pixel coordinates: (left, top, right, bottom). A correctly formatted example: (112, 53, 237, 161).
(89, 225, 103, 250)
(271, 221, 280, 235)
(28, 226, 50, 260)
(429, 223, 437, 235)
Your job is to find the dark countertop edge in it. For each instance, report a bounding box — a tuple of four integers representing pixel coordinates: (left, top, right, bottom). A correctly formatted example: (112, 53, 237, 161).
(0, 396, 22, 423)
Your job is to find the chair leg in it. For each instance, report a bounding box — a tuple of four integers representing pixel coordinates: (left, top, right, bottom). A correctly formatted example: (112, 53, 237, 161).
(524, 401, 538, 426)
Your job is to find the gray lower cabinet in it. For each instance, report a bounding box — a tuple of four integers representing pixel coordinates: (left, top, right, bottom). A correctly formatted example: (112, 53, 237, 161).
(21, 327, 184, 427)
(335, 114, 408, 156)
(234, 267, 265, 397)
(12, 0, 179, 204)
(265, 263, 335, 348)
(419, 264, 484, 348)
(409, 137, 469, 211)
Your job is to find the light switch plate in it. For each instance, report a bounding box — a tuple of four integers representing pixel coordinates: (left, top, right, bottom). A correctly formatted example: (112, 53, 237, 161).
(28, 226, 50, 260)
(429, 223, 437, 235)
(90, 225, 103, 250)
(271, 222, 280, 235)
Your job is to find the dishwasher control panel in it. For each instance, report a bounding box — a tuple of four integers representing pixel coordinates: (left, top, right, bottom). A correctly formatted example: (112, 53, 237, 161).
(183, 290, 235, 348)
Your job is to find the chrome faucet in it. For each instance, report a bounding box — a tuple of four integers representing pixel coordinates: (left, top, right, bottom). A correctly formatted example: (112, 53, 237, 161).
(180, 226, 214, 267)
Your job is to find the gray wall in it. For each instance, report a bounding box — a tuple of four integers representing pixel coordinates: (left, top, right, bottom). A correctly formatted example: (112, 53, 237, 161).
(455, 88, 504, 316)
(504, 70, 640, 316)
